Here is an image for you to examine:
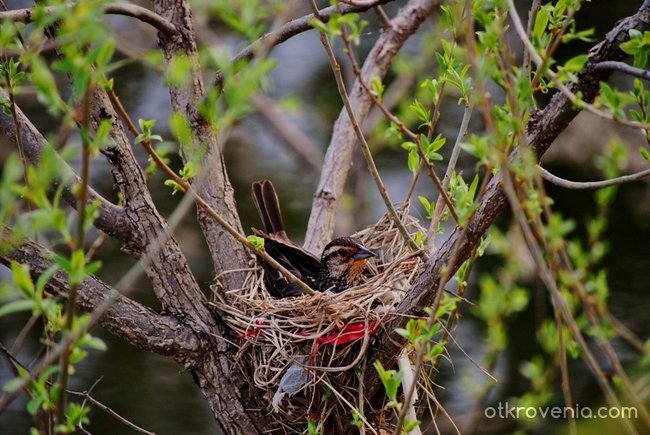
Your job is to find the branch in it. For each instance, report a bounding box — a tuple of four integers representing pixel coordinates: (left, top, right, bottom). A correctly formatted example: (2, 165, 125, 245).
(539, 165, 650, 189)
(0, 237, 202, 361)
(364, 0, 650, 405)
(0, 345, 156, 435)
(151, 0, 269, 431)
(510, 0, 650, 131)
(304, 0, 441, 253)
(90, 85, 217, 333)
(0, 87, 130, 242)
(0, 3, 178, 36)
(214, 0, 394, 88)
(310, 0, 421, 253)
(153, 0, 249, 296)
(593, 60, 650, 81)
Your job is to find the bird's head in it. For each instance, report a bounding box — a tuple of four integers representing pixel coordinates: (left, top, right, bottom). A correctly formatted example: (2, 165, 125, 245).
(319, 237, 377, 291)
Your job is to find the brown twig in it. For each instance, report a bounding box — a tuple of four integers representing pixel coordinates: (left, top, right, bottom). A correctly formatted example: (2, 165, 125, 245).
(0, 3, 178, 35)
(593, 60, 650, 81)
(309, 0, 421, 254)
(340, 29, 462, 226)
(214, 0, 394, 87)
(105, 88, 317, 296)
(539, 165, 650, 189)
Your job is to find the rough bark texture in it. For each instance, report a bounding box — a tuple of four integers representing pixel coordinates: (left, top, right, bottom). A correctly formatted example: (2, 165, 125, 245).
(152, 0, 249, 295)
(0, 239, 201, 360)
(304, 0, 441, 253)
(90, 87, 214, 330)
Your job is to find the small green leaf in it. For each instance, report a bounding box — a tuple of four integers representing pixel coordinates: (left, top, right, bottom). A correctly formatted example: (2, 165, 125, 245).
(11, 262, 34, 297)
(164, 179, 185, 194)
(407, 151, 420, 175)
(640, 147, 650, 162)
(0, 299, 37, 317)
(309, 18, 329, 34)
(247, 235, 265, 249)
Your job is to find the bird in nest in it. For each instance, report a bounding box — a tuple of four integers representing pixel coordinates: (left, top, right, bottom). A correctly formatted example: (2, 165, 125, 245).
(251, 179, 377, 298)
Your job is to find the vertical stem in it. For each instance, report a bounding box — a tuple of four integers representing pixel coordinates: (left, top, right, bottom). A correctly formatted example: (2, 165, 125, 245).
(56, 85, 92, 427)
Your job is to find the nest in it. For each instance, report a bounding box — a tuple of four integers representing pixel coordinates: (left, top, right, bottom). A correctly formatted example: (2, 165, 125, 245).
(212, 211, 425, 432)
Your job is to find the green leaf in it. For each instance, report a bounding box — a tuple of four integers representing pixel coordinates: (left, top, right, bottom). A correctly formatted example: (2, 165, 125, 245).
(2, 376, 26, 393)
(309, 18, 329, 35)
(533, 6, 550, 40)
(370, 76, 384, 101)
(68, 249, 86, 285)
(400, 141, 417, 152)
(0, 299, 36, 317)
(373, 361, 403, 402)
(407, 150, 420, 175)
(164, 179, 185, 194)
(247, 235, 265, 249)
(11, 262, 33, 297)
(79, 334, 107, 351)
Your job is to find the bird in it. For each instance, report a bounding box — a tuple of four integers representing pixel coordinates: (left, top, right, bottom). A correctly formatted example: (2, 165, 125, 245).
(251, 179, 376, 298)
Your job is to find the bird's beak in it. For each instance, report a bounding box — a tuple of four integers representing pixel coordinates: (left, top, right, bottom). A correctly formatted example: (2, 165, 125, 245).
(353, 245, 377, 260)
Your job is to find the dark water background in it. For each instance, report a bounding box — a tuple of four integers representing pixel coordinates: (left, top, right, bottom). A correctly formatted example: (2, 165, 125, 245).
(1, 1, 648, 434)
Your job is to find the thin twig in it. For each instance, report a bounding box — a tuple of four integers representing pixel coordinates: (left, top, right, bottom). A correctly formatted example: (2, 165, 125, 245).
(554, 311, 577, 435)
(340, 30, 461, 226)
(428, 104, 473, 250)
(539, 165, 650, 189)
(71, 382, 155, 435)
(339, 0, 383, 6)
(523, 0, 542, 79)
(0, 3, 178, 35)
(309, 0, 421, 254)
(593, 60, 650, 81)
(105, 87, 317, 296)
(214, 0, 393, 88)
(508, 0, 650, 131)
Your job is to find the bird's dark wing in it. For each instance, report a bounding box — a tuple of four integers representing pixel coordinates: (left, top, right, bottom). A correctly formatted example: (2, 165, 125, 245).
(253, 229, 321, 298)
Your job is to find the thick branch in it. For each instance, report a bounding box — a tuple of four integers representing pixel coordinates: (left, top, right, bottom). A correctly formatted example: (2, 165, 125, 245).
(90, 86, 215, 333)
(153, 0, 249, 296)
(0, 87, 130, 242)
(0, 237, 201, 361)
(304, 0, 441, 253)
(151, 0, 267, 431)
(365, 0, 650, 401)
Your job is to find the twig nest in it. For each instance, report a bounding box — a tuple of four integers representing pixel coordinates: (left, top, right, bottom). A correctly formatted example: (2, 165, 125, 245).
(212, 211, 424, 430)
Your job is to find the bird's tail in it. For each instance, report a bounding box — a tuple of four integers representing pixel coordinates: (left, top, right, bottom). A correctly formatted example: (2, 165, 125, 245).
(251, 179, 286, 235)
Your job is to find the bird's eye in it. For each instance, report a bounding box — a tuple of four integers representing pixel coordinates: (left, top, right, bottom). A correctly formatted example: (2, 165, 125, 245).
(335, 249, 347, 257)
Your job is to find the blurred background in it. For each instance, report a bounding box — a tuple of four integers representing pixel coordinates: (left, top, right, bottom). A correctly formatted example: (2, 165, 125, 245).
(0, 0, 648, 433)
